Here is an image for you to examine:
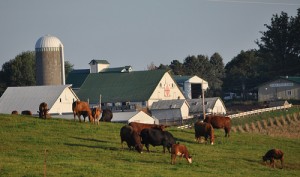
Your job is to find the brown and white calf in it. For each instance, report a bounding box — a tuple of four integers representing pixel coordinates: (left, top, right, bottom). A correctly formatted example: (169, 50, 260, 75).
(171, 143, 192, 165)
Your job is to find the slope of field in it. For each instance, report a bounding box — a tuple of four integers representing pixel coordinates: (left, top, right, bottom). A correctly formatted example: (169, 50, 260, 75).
(0, 114, 299, 177)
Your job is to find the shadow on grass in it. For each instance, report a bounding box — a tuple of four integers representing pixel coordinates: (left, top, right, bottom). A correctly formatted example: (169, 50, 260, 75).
(71, 136, 110, 143)
(64, 142, 119, 151)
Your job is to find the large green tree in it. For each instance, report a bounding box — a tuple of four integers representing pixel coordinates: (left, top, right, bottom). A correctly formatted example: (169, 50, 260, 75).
(1, 51, 36, 87)
(256, 8, 300, 76)
(169, 60, 184, 75)
(223, 50, 261, 98)
(209, 53, 225, 96)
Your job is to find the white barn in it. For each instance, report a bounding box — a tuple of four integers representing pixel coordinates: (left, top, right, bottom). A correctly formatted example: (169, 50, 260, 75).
(187, 97, 227, 116)
(150, 99, 190, 124)
(173, 75, 208, 99)
(0, 85, 78, 116)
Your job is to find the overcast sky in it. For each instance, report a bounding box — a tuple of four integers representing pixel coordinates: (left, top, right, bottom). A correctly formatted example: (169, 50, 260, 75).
(0, 0, 299, 70)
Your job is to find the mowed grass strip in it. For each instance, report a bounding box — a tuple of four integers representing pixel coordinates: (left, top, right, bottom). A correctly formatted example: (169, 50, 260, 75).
(0, 114, 299, 177)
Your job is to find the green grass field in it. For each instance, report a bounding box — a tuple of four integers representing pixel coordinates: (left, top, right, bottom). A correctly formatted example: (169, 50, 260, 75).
(0, 114, 299, 177)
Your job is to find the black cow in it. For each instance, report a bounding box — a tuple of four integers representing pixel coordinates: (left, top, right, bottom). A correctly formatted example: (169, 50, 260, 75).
(100, 108, 113, 122)
(140, 128, 176, 153)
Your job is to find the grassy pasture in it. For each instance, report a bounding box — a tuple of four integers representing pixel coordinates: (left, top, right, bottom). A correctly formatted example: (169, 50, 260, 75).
(0, 114, 299, 177)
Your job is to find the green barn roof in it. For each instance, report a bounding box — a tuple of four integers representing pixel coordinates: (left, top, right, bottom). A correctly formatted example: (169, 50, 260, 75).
(76, 69, 168, 104)
(66, 69, 90, 89)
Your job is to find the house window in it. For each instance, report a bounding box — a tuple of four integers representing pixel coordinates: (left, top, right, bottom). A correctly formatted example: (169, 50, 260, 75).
(160, 83, 162, 87)
(60, 98, 62, 102)
(286, 90, 292, 96)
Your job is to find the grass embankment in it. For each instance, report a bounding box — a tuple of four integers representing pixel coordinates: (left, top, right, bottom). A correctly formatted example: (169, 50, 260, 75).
(0, 114, 299, 177)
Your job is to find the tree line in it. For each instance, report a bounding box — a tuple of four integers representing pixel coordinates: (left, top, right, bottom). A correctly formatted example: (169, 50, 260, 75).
(1, 9, 299, 100)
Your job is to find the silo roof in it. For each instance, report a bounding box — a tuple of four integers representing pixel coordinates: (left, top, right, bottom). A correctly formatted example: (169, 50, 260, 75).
(35, 34, 63, 48)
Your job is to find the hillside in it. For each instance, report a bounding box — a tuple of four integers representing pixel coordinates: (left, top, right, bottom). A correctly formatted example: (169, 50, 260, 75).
(0, 114, 300, 177)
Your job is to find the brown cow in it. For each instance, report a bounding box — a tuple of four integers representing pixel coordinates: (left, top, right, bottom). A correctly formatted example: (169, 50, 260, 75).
(11, 110, 18, 115)
(72, 101, 93, 123)
(194, 121, 214, 145)
(92, 107, 101, 125)
(120, 125, 143, 153)
(129, 122, 167, 135)
(263, 149, 284, 168)
(171, 143, 192, 164)
(100, 108, 113, 122)
(21, 110, 32, 116)
(38, 102, 49, 119)
(203, 115, 231, 137)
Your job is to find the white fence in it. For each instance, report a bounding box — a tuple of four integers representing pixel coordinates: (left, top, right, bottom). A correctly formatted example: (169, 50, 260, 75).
(228, 104, 292, 119)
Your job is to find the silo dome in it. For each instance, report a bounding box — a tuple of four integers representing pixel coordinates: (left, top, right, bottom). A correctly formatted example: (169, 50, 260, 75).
(35, 35, 63, 49)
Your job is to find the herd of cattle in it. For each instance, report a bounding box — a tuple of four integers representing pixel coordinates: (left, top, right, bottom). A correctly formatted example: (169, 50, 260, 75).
(10, 100, 284, 167)
(119, 115, 232, 165)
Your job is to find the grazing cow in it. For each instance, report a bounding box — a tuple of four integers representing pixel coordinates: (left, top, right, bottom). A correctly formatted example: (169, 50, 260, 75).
(38, 102, 49, 119)
(72, 101, 93, 123)
(194, 121, 214, 145)
(120, 125, 143, 153)
(92, 107, 101, 125)
(100, 108, 113, 122)
(21, 110, 32, 116)
(11, 110, 18, 115)
(171, 143, 192, 164)
(203, 115, 231, 137)
(140, 128, 176, 153)
(129, 122, 167, 135)
(262, 149, 284, 168)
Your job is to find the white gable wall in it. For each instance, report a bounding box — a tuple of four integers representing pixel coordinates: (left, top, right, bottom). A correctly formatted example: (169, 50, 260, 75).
(128, 111, 158, 124)
(148, 73, 185, 107)
(180, 102, 190, 119)
(183, 76, 209, 99)
(49, 88, 78, 114)
(211, 99, 226, 115)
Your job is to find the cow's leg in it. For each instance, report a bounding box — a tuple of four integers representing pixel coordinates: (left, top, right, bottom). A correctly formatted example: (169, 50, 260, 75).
(225, 127, 230, 137)
(77, 113, 81, 122)
(171, 154, 176, 164)
(271, 159, 275, 168)
(145, 144, 150, 152)
(280, 157, 284, 169)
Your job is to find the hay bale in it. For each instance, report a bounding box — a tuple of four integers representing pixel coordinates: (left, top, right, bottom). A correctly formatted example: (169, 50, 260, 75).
(244, 123, 250, 132)
(256, 121, 263, 132)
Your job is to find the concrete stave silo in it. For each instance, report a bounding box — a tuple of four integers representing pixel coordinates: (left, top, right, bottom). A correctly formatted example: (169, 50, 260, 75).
(35, 35, 65, 85)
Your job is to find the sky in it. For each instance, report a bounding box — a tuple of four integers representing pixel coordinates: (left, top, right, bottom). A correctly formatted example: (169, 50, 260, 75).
(0, 0, 299, 71)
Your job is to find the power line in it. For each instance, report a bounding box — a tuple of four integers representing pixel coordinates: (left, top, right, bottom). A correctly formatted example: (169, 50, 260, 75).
(207, 0, 300, 6)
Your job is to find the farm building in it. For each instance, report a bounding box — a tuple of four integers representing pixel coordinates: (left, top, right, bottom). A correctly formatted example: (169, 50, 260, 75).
(0, 85, 78, 116)
(173, 75, 208, 99)
(76, 69, 185, 109)
(187, 97, 227, 117)
(66, 59, 133, 91)
(150, 99, 190, 125)
(111, 111, 158, 124)
(258, 76, 300, 102)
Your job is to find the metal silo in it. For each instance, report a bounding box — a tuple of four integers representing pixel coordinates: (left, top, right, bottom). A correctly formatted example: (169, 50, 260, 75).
(35, 35, 65, 85)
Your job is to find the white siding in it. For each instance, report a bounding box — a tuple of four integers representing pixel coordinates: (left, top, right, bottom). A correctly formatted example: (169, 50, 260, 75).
(211, 99, 226, 115)
(49, 88, 78, 114)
